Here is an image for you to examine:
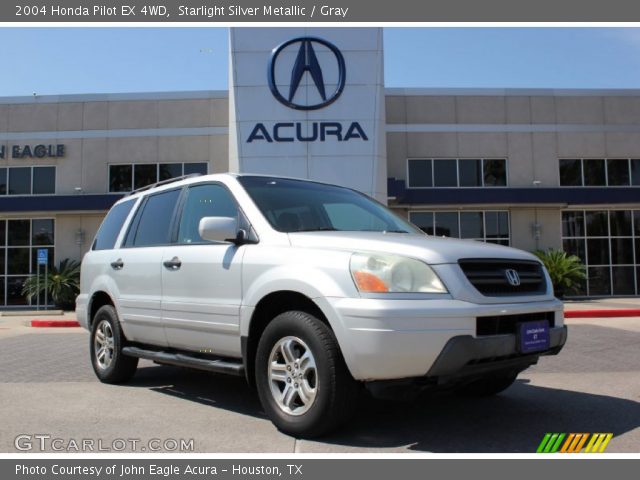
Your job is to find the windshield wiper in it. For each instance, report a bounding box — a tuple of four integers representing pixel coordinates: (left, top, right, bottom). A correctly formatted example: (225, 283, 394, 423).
(292, 227, 338, 232)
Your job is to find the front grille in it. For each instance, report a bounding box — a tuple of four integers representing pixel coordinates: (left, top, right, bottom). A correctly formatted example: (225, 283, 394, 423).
(459, 258, 547, 296)
(476, 311, 555, 336)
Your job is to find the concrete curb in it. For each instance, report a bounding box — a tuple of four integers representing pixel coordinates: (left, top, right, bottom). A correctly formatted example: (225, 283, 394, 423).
(30, 319, 81, 328)
(564, 309, 640, 318)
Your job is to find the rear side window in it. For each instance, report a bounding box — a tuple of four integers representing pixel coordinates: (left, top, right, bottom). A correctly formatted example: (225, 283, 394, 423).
(92, 199, 135, 250)
(178, 184, 238, 244)
(129, 189, 181, 247)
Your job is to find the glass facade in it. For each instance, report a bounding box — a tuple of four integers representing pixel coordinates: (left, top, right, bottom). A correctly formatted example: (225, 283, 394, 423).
(0, 166, 55, 195)
(408, 159, 507, 188)
(109, 162, 208, 192)
(0, 218, 55, 306)
(409, 210, 510, 245)
(560, 159, 640, 187)
(562, 210, 639, 296)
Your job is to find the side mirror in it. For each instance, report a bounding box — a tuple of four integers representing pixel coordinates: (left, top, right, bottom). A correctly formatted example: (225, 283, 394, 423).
(198, 217, 239, 243)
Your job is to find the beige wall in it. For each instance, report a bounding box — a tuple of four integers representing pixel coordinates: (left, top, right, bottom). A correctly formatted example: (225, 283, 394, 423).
(0, 96, 230, 195)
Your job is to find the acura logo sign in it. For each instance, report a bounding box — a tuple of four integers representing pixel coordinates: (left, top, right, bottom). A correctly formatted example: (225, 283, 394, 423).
(504, 269, 521, 287)
(268, 37, 346, 111)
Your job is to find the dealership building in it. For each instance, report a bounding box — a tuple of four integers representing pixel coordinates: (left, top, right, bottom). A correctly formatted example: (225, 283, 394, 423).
(0, 27, 639, 307)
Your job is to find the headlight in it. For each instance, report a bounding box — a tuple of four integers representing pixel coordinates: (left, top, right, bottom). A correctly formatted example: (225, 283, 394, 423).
(350, 253, 447, 293)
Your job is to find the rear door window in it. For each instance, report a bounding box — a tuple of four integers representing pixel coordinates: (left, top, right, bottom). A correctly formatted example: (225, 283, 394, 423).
(128, 189, 181, 247)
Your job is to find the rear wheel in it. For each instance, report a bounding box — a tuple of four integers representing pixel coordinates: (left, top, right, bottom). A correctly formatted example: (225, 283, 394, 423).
(255, 311, 358, 438)
(456, 373, 518, 397)
(90, 305, 138, 384)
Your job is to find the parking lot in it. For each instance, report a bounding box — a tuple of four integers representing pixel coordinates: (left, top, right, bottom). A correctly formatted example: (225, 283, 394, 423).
(0, 312, 638, 453)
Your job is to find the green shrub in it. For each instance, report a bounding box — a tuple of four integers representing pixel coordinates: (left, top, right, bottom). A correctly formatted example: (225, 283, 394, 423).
(22, 259, 81, 310)
(534, 248, 586, 298)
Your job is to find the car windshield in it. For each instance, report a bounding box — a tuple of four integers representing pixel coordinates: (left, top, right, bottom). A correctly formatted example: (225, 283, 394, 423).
(237, 176, 421, 234)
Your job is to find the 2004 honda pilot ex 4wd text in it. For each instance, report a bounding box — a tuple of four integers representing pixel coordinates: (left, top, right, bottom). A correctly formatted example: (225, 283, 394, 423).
(77, 173, 567, 437)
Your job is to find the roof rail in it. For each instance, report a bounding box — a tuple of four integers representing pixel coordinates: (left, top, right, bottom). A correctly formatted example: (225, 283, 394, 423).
(126, 173, 202, 196)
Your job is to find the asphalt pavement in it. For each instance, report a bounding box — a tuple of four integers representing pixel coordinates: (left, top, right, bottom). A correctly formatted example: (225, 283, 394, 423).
(0, 314, 638, 453)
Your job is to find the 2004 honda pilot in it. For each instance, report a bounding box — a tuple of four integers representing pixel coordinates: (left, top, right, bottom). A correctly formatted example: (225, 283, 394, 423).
(77, 173, 567, 437)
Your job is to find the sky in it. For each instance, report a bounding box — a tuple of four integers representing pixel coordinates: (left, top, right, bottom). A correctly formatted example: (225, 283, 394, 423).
(1, 27, 640, 96)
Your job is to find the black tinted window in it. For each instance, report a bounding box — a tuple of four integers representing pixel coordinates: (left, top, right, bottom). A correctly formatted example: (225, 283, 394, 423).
(131, 189, 181, 247)
(93, 199, 135, 250)
(178, 184, 238, 244)
(33, 166, 55, 194)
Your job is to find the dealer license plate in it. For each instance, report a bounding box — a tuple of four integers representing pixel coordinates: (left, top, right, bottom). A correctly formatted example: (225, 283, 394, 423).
(518, 320, 550, 353)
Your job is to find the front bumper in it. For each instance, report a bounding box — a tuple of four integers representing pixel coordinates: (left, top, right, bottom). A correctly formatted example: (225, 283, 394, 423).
(318, 296, 565, 381)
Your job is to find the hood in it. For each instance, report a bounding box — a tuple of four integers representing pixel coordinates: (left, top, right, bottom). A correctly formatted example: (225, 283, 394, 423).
(287, 231, 540, 265)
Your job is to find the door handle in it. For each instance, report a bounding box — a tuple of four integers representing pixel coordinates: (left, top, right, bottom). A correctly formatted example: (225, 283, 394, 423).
(110, 259, 124, 270)
(163, 256, 182, 270)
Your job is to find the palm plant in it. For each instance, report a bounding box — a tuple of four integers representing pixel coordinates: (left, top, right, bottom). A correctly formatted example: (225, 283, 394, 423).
(22, 259, 81, 310)
(534, 248, 586, 298)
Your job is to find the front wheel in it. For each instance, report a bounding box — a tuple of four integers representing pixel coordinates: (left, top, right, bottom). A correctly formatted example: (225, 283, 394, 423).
(90, 305, 138, 384)
(255, 311, 358, 438)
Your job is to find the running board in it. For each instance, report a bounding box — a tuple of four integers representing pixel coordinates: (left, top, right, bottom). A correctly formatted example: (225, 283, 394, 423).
(122, 346, 244, 376)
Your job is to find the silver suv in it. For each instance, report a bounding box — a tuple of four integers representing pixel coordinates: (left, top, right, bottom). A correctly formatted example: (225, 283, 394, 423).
(77, 174, 567, 437)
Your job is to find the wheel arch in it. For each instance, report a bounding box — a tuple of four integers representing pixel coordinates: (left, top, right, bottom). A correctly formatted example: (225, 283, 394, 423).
(88, 290, 116, 328)
(242, 290, 330, 387)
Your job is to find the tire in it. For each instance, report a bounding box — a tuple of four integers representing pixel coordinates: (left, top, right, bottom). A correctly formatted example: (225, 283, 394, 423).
(456, 372, 518, 397)
(90, 305, 138, 384)
(255, 311, 358, 438)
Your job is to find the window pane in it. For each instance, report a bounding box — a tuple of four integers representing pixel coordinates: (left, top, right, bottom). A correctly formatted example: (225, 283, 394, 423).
(460, 212, 484, 239)
(0, 168, 6, 195)
(131, 189, 181, 247)
(133, 164, 157, 190)
(559, 159, 582, 186)
(0, 249, 4, 275)
(587, 238, 610, 265)
(607, 159, 630, 186)
(178, 184, 238, 244)
(7, 220, 30, 246)
(109, 165, 132, 192)
(562, 211, 585, 237)
(159, 163, 182, 181)
(0, 220, 5, 246)
(433, 160, 457, 187)
(408, 160, 432, 187)
(583, 159, 606, 186)
(458, 160, 482, 187)
(611, 238, 634, 265)
(588, 267, 611, 295)
(184, 163, 208, 176)
(612, 267, 635, 295)
(563, 238, 586, 263)
(586, 211, 608, 237)
(7, 248, 30, 274)
(609, 210, 632, 237)
(93, 199, 135, 251)
(635, 211, 640, 236)
(9, 167, 31, 195)
(0, 277, 4, 305)
(483, 159, 507, 186)
(6, 276, 28, 305)
(485, 211, 509, 238)
(32, 166, 55, 194)
(434, 212, 459, 237)
(32, 219, 54, 246)
(409, 212, 433, 235)
(632, 159, 640, 186)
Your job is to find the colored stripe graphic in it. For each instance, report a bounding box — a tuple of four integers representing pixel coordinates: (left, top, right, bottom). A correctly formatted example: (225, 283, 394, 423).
(538, 433, 614, 453)
(584, 433, 613, 453)
(537, 433, 566, 453)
